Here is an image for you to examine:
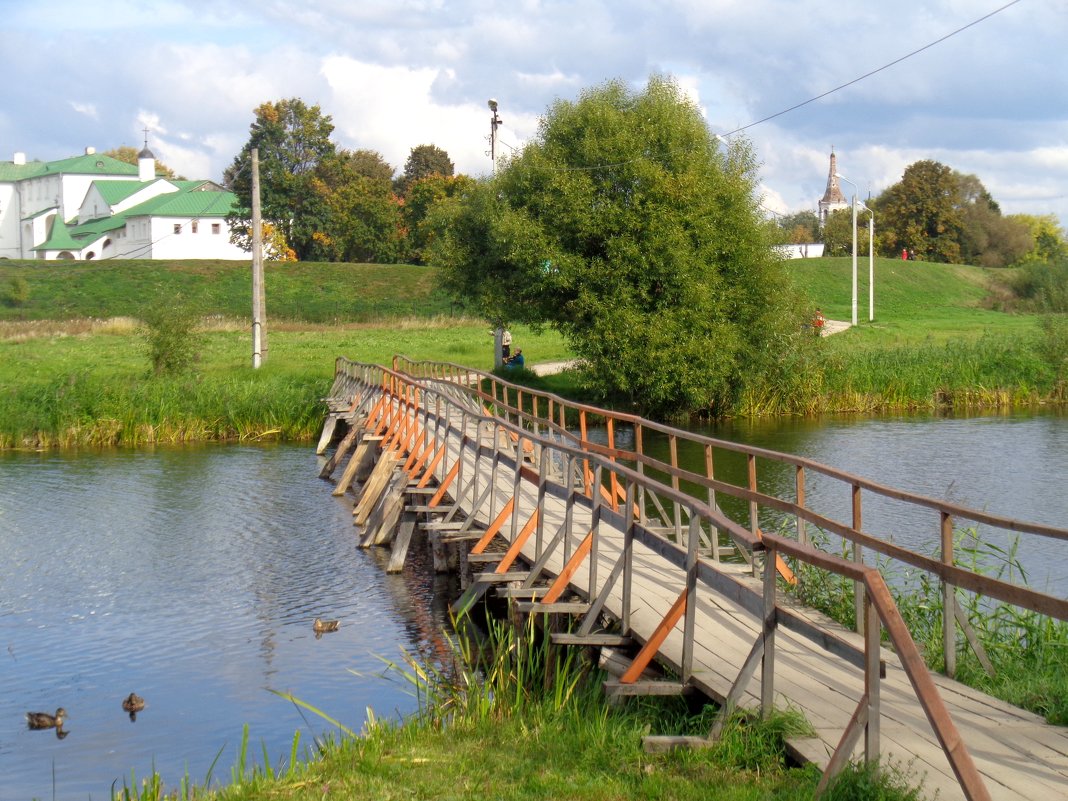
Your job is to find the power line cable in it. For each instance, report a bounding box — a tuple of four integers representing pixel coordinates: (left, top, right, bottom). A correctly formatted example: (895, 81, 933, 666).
(725, 0, 1023, 135)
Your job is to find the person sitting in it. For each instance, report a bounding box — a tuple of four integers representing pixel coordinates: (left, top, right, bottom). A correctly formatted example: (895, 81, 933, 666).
(812, 309, 825, 335)
(504, 349, 524, 369)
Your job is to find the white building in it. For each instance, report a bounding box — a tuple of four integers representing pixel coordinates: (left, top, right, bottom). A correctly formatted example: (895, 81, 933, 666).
(0, 147, 248, 260)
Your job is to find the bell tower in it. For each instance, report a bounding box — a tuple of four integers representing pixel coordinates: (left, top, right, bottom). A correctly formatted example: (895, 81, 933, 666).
(818, 148, 848, 226)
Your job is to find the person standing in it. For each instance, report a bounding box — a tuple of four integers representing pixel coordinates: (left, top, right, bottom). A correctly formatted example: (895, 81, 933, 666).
(502, 329, 512, 360)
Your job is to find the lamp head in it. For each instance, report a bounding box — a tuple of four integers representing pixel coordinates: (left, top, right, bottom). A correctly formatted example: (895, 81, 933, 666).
(488, 98, 498, 113)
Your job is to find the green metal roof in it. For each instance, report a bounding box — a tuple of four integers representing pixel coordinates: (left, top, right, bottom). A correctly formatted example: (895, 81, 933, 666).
(92, 180, 153, 204)
(122, 188, 238, 218)
(0, 153, 138, 183)
(33, 216, 82, 252)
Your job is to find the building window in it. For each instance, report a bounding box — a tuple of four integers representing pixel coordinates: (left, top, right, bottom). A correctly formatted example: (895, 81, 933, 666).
(212, 223, 221, 234)
(173, 224, 181, 234)
(191, 221, 199, 234)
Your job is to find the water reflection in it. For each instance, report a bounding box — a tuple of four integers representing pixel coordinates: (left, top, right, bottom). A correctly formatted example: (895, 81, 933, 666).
(0, 444, 454, 800)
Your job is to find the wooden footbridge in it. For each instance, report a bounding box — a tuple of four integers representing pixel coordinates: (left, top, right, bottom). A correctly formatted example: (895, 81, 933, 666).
(317, 356, 1068, 800)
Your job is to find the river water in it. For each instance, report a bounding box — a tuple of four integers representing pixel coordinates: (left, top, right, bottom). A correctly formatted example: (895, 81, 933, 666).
(0, 444, 455, 800)
(0, 412, 1065, 798)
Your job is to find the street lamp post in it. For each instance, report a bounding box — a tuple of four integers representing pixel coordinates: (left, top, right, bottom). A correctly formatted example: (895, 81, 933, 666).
(835, 173, 858, 327)
(859, 202, 875, 322)
(488, 98, 502, 176)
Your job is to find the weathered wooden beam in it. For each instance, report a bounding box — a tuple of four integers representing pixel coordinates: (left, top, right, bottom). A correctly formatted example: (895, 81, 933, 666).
(387, 511, 418, 573)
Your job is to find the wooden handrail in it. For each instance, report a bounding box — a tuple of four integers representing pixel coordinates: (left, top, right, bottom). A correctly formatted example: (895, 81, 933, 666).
(334, 358, 1016, 797)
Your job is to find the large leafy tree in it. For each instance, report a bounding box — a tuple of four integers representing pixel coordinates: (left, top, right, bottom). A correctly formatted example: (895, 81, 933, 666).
(876, 160, 962, 263)
(395, 144, 454, 196)
(306, 150, 403, 263)
(225, 98, 337, 259)
(431, 77, 804, 416)
(402, 173, 474, 264)
(773, 210, 821, 245)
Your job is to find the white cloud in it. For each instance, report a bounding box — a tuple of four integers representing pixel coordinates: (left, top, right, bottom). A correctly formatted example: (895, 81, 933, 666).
(69, 101, 98, 120)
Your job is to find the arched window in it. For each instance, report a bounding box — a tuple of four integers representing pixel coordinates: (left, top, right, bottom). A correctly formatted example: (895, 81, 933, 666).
(57, 251, 75, 260)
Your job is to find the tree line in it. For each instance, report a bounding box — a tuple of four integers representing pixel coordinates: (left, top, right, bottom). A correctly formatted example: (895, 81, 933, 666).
(774, 160, 1067, 269)
(224, 98, 471, 264)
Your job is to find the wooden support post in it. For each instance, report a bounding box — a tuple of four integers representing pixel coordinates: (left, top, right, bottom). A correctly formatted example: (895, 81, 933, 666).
(864, 591, 881, 764)
(941, 511, 956, 678)
(359, 468, 408, 547)
(761, 545, 777, 718)
(333, 434, 374, 496)
(315, 414, 339, 455)
(387, 511, 418, 573)
(853, 482, 865, 636)
(319, 425, 358, 479)
(353, 452, 400, 525)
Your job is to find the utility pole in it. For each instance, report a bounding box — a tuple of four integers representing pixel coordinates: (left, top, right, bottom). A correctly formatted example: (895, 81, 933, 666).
(251, 148, 266, 367)
(488, 98, 505, 366)
(488, 98, 502, 176)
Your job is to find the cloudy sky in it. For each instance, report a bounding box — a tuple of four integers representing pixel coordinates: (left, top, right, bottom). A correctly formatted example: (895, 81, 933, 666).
(2, 0, 1065, 227)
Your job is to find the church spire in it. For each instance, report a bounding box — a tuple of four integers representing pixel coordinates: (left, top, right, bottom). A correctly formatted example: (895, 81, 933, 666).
(818, 148, 848, 226)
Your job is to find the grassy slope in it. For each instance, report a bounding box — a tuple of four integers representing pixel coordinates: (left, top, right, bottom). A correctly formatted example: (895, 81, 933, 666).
(0, 259, 458, 322)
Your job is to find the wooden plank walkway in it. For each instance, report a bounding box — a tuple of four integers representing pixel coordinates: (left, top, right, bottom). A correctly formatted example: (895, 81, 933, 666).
(321, 360, 1068, 801)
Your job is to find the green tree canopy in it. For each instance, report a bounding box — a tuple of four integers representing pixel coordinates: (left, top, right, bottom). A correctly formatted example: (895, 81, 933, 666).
(402, 173, 474, 264)
(773, 210, 821, 245)
(104, 146, 179, 179)
(225, 98, 337, 259)
(396, 144, 454, 196)
(431, 76, 805, 416)
(876, 160, 962, 263)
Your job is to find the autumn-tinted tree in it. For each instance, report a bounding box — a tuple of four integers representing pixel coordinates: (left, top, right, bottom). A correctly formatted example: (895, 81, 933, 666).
(104, 146, 179, 179)
(1012, 214, 1068, 266)
(876, 160, 962, 263)
(431, 77, 805, 416)
(225, 98, 336, 259)
(773, 210, 821, 245)
(395, 144, 454, 196)
(305, 150, 403, 263)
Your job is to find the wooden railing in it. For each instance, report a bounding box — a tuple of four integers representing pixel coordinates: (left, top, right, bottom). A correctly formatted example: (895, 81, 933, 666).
(326, 356, 1033, 799)
(385, 355, 1068, 677)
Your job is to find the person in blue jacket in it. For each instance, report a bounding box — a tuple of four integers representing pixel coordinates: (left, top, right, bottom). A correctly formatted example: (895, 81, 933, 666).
(504, 349, 524, 369)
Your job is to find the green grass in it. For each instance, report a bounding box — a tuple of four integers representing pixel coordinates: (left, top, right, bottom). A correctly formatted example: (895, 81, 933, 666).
(0, 320, 571, 448)
(0, 259, 459, 323)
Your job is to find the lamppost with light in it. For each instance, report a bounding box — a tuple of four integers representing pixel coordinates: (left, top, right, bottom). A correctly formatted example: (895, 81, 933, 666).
(488, 99, 502, 175)
(858, 201, 875, 322)
(835, 172, 858, 327)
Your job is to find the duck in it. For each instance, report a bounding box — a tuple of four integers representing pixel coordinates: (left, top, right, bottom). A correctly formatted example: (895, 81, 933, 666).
(122, 693, 145, 720)
(313, 618, 340, 637)
(26, 708, 67, 730)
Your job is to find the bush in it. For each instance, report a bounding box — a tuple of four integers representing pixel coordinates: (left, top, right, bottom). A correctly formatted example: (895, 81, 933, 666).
(3, 276, 29, 307)
(1008, 258, 1068, 312)
(140, 295, 202, 374)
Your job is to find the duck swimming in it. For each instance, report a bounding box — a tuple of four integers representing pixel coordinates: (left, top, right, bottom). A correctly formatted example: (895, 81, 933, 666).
(26, 708, 67, 730)
(313, 618, 340, 638)
(122, 693, 145, 720)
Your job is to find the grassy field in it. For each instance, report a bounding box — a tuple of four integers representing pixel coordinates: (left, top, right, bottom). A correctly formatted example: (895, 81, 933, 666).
(1, 255, 1063, 447)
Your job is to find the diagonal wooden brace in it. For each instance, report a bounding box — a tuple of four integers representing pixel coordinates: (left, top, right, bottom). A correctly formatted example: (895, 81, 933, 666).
(620, 588, 688, 684)
(494, 509, 540, 573)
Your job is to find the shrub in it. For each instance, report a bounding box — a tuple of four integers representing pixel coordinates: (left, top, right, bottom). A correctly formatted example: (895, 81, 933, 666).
(140, 295, 202, 375)
(4, 276, 29, 307)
